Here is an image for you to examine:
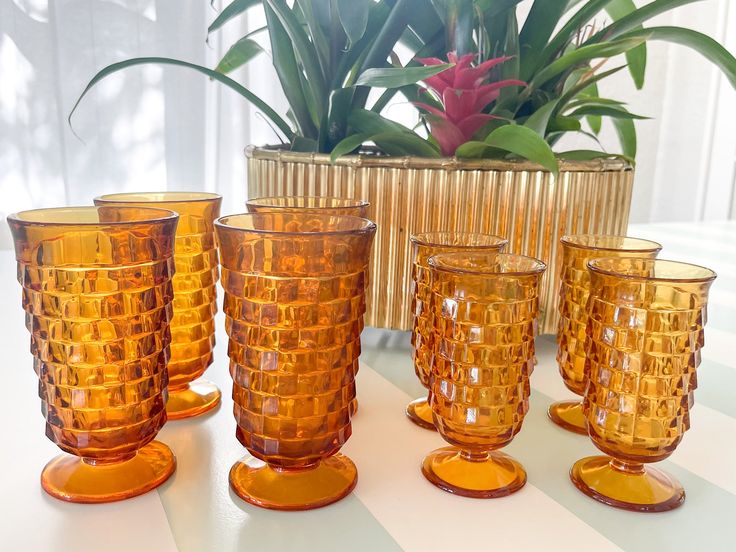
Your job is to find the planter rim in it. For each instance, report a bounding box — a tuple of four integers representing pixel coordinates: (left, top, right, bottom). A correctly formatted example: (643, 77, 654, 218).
(246, 145, 632, 173)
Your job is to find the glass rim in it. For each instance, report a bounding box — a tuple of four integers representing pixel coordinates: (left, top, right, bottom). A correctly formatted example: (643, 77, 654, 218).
(7, 205, 179, 227)
(410, 231, 508, 249)
(215, 212, 376, 236)
(94, 191, 222, 204)
(246, 195, 369, 210)
(428, 252, 546, 276)
(587, 257, 717, 283)
(560, 234, 662, 253)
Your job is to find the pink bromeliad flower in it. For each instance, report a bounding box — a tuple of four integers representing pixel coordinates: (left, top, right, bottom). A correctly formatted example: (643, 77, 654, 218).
(414, 52, 526, 156)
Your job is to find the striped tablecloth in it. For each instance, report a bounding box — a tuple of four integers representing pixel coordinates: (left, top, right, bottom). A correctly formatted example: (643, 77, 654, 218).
(2, 220, 734, 552)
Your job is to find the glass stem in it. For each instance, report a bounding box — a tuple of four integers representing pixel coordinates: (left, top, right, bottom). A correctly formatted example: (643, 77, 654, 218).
(609, 458, 645, 475)
(460, 450, 491, 463)
(83, 452, 136, 466)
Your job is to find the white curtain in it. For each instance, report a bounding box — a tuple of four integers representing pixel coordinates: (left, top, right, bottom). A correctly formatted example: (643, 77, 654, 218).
(1, 0, 735, 251)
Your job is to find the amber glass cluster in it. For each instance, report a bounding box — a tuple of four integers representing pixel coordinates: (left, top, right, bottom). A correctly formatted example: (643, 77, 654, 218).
(571, 257, 716, 512)
(550, 235, 661, 434)
(216, 212, 376, 510)
(95, 192, 222, 419)
(408, 233, 507, 430)
(8, 206, 179, 503)
(421, 252, 545, 498)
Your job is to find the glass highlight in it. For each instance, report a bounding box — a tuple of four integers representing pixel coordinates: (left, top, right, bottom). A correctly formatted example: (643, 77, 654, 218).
(7, 206, 179, 503)
(571, 257, 716, 512)
(408, 232, 507, 430)
(550, 235, 662, 434)
(422, 252, 545, 498)
(216, 212, 376, 510)
(95, 192, 222, 420)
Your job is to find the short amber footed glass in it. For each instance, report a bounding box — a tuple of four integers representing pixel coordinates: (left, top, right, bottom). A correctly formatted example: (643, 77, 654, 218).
(216, 212, 376, 510)
(95, 192, 222, 420)
(408, 233, 507, 431)
(550, 235, 661, 434)
(7, 206, 179, 503)
(247, 196, 369, 416)
(571, 257, 716, 512)
(422, 252, 545, 498)
(246, 195, 369, 217)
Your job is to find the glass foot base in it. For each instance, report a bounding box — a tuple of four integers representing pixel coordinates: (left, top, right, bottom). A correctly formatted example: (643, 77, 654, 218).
(421, 446, 527, 498)
(406, 397, 436, 430)
(570, 455, 685, 512)
(229, 453, 358, 511)
(548, 400, 587, 435)
(41, 441, 176, 504)
(166, 380, 221, 420)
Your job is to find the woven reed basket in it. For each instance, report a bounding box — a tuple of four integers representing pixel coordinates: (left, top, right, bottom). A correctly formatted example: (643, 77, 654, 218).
(246, 146, 634, 334)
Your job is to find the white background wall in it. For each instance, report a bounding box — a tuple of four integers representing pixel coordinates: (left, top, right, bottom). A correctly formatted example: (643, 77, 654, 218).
(1, 0, 735, 248)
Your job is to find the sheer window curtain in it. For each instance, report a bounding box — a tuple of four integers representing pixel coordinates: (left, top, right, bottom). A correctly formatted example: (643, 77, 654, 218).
(1, 1, 735, 251)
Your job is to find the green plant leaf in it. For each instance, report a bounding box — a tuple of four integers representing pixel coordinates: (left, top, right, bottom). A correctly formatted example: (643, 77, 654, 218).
(519, 0, 568, 81)
(528, 36, 647, 91)
(558, 149, 634, 164)
(524, 99, 559, 136)
(348, 108, 415, 135)
(590, 0, 703, 42)
(605, 0, 647, 89)
(355, 63, 451, 88)
(208, 0, 261, 35)
(295, 0, 331, 77)
(618, 26, 736, 89)
(568, 105, 648, 119)
(477, 0, 525, 18)
(549, 117, 582, 132)
(291, 136, 319, 152)
(353, 0, 415, 109)
(330, 133, 372, 162)
(445, 0, 474, 56)
(264, 4, 318, 138)
(371, 132, 440, 157)
(455, 141, 502, 158)
(483, 125, 559, 174)
(68, 57, 294, 140)
(324, 87, 354, 150)
(337, 0, 370, 45)
(265, 0, 328, 108)
(215, 37, 263, 74)
(613, 117, 637, 158)
(539, 0, 618, 67)
(555, 65, 626, 111)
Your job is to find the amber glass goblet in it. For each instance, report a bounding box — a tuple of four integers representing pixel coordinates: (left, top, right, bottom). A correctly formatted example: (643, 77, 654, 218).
(246, 195, 369, 217)
(216, 212, 376, 510)
(7, 206, 179, 503)
(408, 232, 508, 430)
(95, 192, 222, 420)
(571, 257, 716, 512)
(550, 235, 662, 434)
(247, 195, 369, 416)
(422, 252, 545, 498)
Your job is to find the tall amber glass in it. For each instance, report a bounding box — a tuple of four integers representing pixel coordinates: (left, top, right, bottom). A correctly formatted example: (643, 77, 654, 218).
(550, 235, 662, 434)
(408, 232, 508, 430)
(7, 206, 178, 503)
(422, 252, 545, 498)
(247, 196, 369, 416)
(247, 195, 369, 217)
(571, 257, 716, 512)
(94, 192, 222, 420)
(216, 212, 376, 510)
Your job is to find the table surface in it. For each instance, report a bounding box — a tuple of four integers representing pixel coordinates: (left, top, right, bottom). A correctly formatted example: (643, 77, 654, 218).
(2, 220, 735, 552)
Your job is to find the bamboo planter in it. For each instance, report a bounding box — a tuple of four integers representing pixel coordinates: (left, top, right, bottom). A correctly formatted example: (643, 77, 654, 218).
(246, 146, 634, 334)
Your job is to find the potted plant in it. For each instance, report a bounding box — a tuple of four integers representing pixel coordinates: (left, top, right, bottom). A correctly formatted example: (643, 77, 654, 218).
(72, 0, 736, 333)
